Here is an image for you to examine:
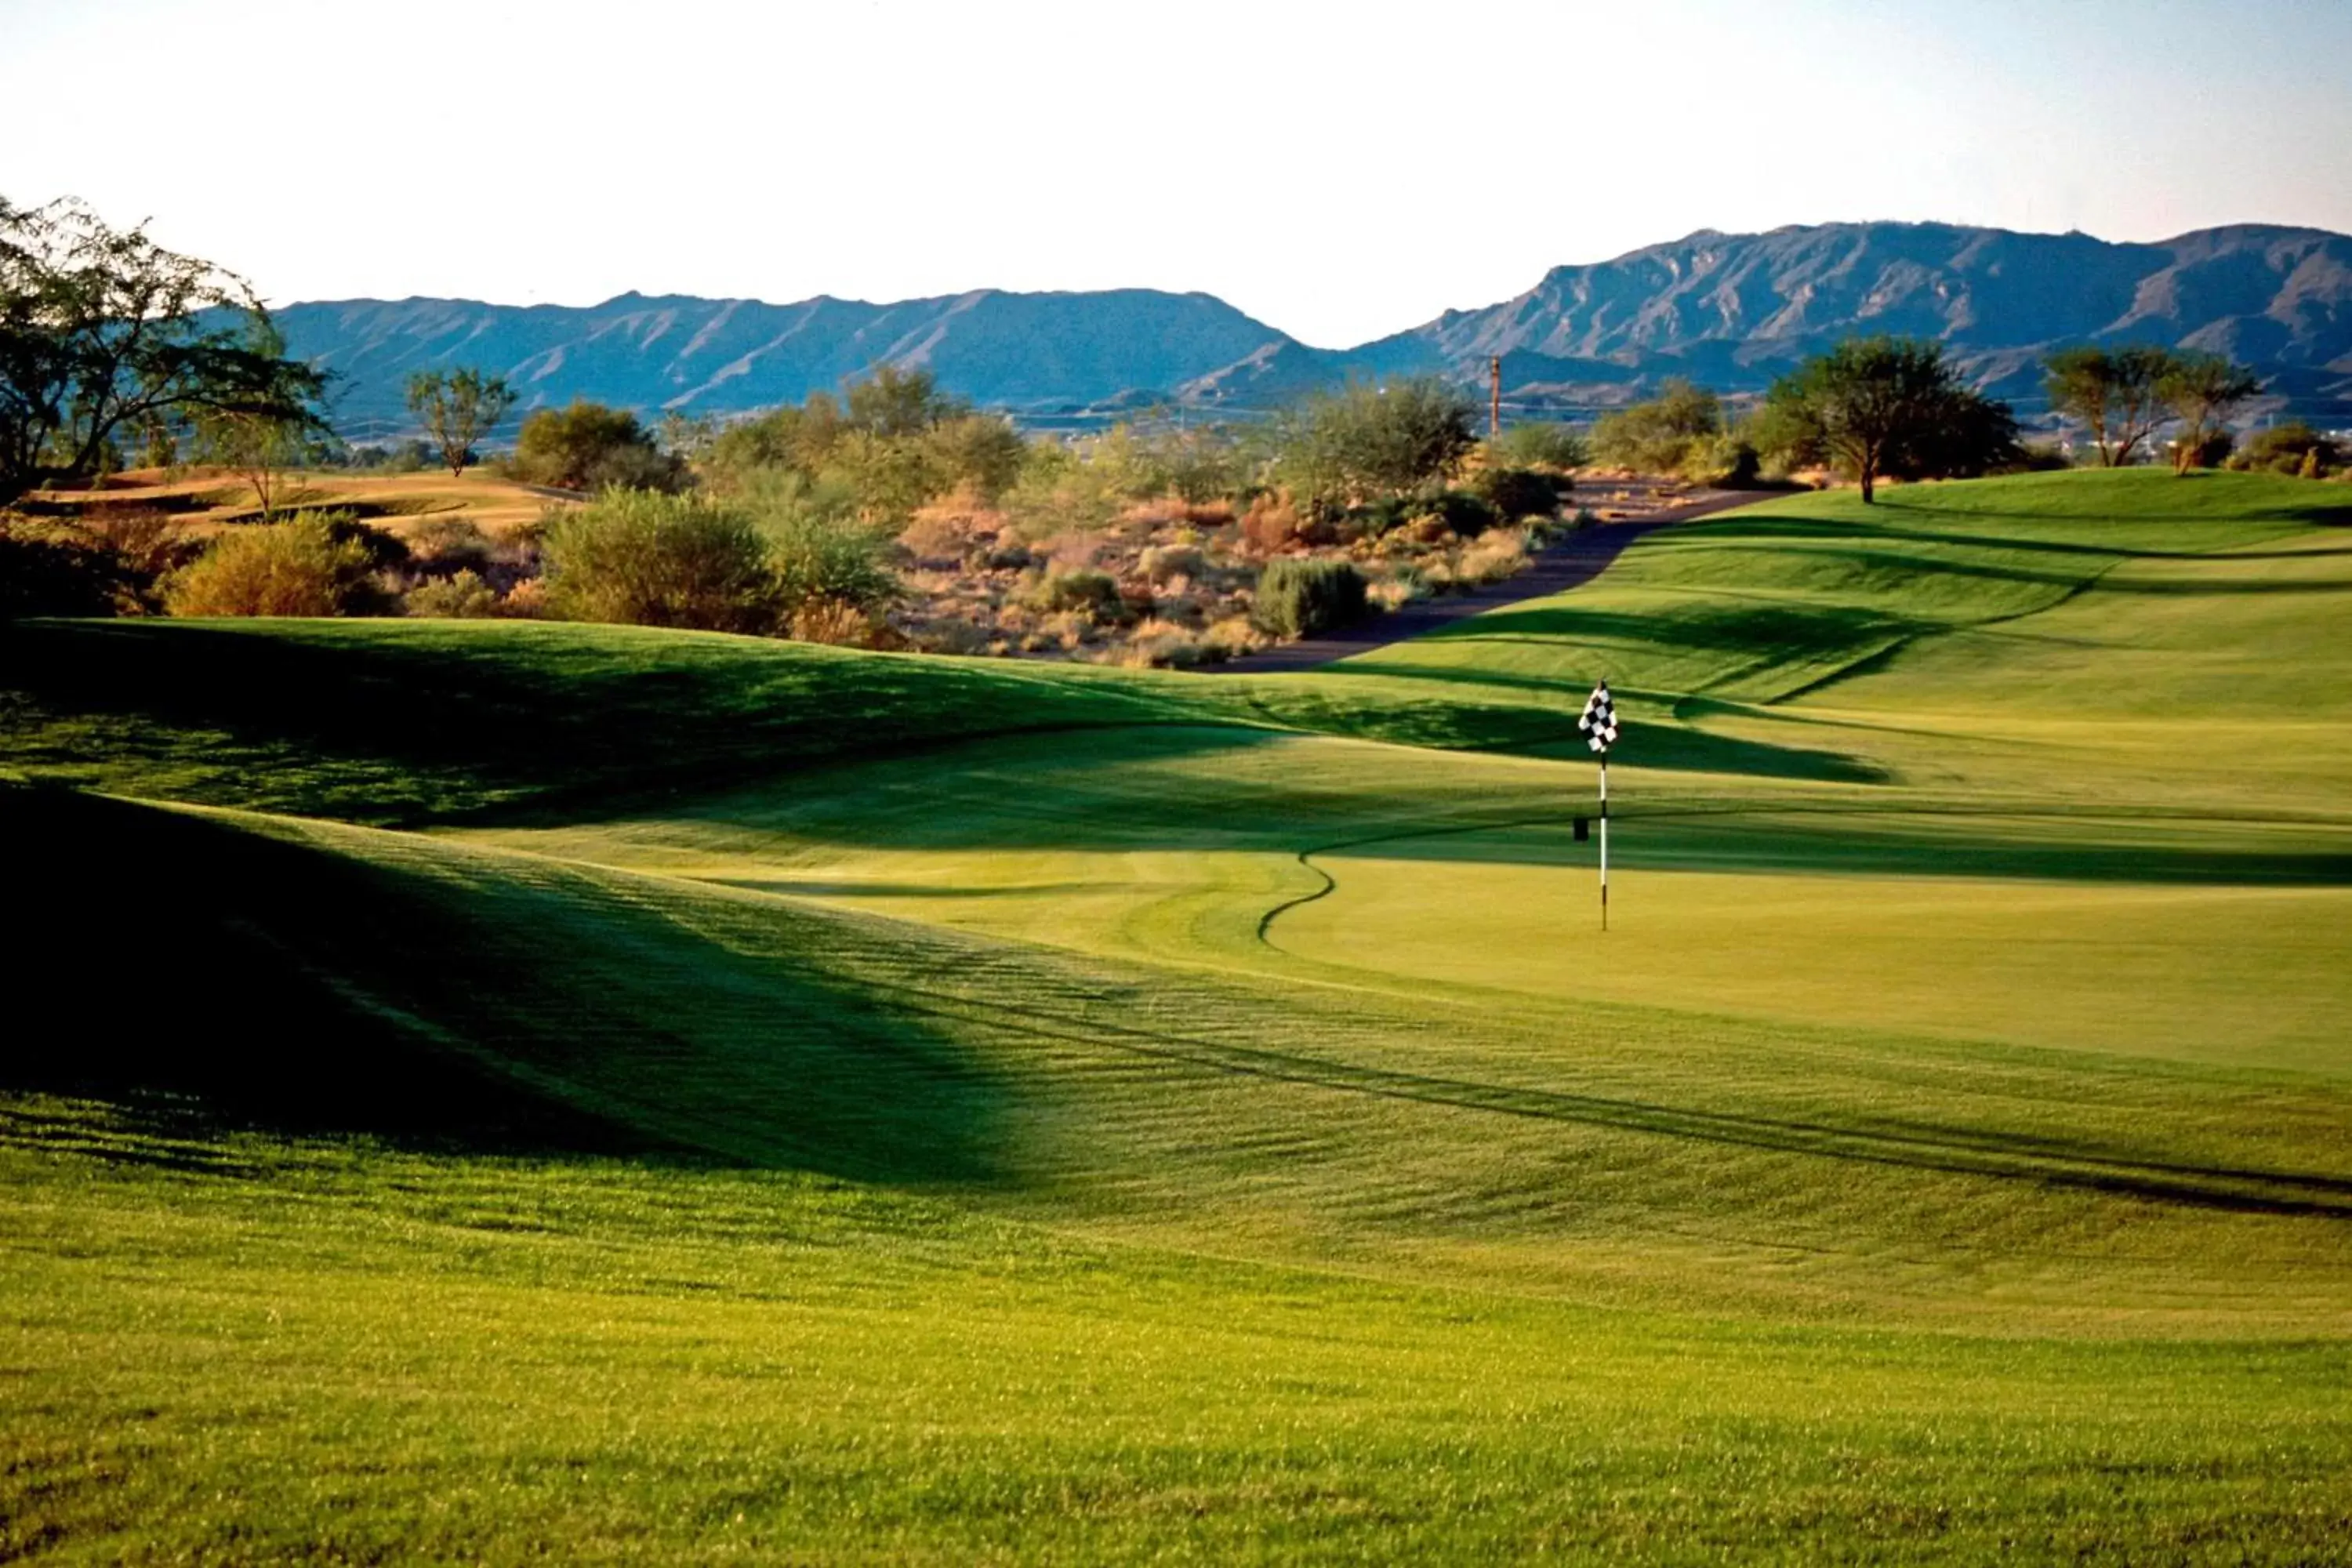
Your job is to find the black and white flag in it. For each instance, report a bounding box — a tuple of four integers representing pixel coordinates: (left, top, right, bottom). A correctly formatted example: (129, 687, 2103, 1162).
(1577, 682, 1618, 754)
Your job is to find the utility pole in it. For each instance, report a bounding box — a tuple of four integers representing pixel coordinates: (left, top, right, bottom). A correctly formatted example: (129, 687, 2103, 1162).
(1489, 355, 1502, 441)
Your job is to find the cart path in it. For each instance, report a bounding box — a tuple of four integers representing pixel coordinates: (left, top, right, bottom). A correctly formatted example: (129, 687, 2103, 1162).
(1204, 486, 1762, 674)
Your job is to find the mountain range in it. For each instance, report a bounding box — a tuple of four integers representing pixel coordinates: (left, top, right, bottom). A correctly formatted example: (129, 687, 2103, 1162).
(278, 220, 2352, 437)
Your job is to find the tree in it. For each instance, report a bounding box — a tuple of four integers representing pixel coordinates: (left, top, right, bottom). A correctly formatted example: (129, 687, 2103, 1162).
(0, 196, 327, 506)
(1762, 337, 2016, 503)
(1590, 379, 1721, 473)
(1272, 377, 1478, 508)
(406, 367, 514, 477)
(509, 399, 679, 492)
(2156, 353, 2263, 474)
(2044, 345, 2172, 467)
(844, 364, 965, 436)
(190, 318, 328, 517)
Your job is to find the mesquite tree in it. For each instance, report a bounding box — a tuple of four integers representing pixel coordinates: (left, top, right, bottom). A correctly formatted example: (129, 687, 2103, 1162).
(2044, 345, 2173, 466)
(0, 197, 325, 505)
(406, 368, 516, 477)
(1762, 337, 2016, 503)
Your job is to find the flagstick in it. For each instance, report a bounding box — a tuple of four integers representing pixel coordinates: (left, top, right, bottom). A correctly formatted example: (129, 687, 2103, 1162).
(1599, 755, 1609, 932)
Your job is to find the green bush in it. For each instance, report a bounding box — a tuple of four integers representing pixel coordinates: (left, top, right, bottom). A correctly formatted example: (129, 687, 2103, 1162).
(510, 401, 683, 492)
(1022, 568, 1121, 616)
(755, 495, 902, 618)
(163, 513, 388, 618)
(543, 489, 779, 633)
(2231, 423, 2339, 477)
(1679, 432, 1761, 487)
(404, 569, 503, 619)
(1592, 379, 1722, 473)
(1471, 467, 1567, 521)
(1252, 558, 1368, 640)
(1272, 378, 1479, 508)
(1492, 423, 1589, 471)
(1419, 490, 1501, 539)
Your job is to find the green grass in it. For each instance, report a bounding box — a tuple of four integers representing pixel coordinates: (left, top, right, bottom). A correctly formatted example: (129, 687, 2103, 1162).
(5, 469, 2351, 1561)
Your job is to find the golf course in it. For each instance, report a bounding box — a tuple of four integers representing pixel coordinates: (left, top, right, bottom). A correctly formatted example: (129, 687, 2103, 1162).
(6, 468, 2351, 1562)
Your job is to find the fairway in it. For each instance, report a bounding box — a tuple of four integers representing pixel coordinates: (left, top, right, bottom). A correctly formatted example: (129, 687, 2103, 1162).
(6, 470, 2352, 1562)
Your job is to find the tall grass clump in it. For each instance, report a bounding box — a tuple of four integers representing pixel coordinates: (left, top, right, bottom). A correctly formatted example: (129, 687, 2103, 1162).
(1252, 557, 1367, 640)
(164, 512, 387, 617)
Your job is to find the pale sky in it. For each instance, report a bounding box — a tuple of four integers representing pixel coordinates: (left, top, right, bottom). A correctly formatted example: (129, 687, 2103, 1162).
(5, 0, 2349, 347)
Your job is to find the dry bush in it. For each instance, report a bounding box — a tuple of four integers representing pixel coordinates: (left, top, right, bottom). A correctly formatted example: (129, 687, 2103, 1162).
(789, 597, 884, 647)
(1454, 528, 1530, 586)
(1240, 492, 1301, 554)
(1108, 618, 1206, 669)
(405, 568, 503, 619)
(1138, 543, 1207, 585)
(500, 578, 549, 618)
(914, 617, 992, 655)
(1368, 564, 1432, 612)
(1039, 609, 1098, 649)
(1020, 568, 1121, 617)
(899, 490, 1001, 567)
(406, 516, 497, 574)
(164, 514, 387, 618)
(1202, 615, 1263, 659)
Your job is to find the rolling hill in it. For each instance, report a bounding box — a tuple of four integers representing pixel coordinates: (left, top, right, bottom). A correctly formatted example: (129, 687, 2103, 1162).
(6, 470, 2352, 1559)
(274, 222, 2352, 435)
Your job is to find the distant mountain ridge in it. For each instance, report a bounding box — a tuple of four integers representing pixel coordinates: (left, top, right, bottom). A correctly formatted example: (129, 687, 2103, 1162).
(278, 220, 2352, 437)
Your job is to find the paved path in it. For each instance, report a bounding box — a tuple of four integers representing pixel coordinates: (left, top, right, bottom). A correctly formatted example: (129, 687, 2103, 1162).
(1204, 486, 1760, 675)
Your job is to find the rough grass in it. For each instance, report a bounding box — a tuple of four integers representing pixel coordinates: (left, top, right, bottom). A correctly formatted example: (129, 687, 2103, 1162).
(5, 469, 2351, 1561)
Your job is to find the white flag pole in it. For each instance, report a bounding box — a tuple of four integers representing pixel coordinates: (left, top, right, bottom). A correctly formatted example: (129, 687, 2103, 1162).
(1599, 753, 1608, 933)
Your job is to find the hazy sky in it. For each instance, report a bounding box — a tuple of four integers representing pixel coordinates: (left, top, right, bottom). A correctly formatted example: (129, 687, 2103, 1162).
(5, 0, 2349, 346)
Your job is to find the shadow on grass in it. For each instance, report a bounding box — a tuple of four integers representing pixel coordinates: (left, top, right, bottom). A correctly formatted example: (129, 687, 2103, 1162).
(3, 786, 1016, 1185)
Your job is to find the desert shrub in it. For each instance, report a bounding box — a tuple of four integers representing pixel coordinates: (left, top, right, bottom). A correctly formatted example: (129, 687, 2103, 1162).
(1240, 490, 1301, 552)
(499, 578, 549, 618)
(1493, 423, 1589, 471)
(1591, 379, 1721, 472)
(1454, 528, 1530, 586)
(760, 515, 899, 618)
(1104, 619, 1206, 670)
(1252, 557, 1367, 640)
(2229, 423, 2339, 476)
(0, 518, 125, 617)
(787, 597, 884, 647)
(1138, 543, 1207, 585)
(1367, 562, 1432, 612)
(163, 512, 388, 617)
(898, 503, 979, 568)
(2165, 430, 2234, 470)
(1416, 490, 1501, 539)
(510, 401, 683, 492)
(922, 416, 1028, 502)
(404, 568, 503, 619)
(1472, 466, 1569, 521)
(1022, 568, 1121, 616)
(701, 399, 844, 486)
(1679, 431, 1761, 486)
(915, 616, 992, 655)
(542, 488, 779, 633)
(405, 515, 497, 575)
(1271, 378, 1479, 508)
(1000, 445, 1120, 539)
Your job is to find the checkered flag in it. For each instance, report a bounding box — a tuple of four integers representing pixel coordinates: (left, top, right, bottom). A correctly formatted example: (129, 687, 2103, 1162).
(1577, 681, 1618, 754)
